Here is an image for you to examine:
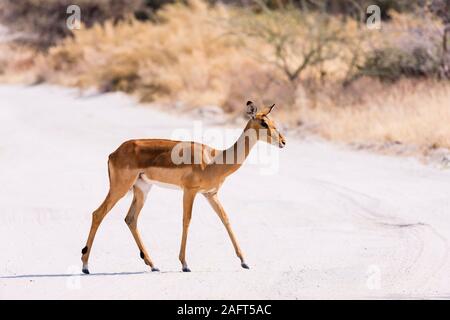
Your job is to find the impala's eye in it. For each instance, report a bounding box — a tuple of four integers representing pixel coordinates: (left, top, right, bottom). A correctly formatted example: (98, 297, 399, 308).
(261, 121, 268, 128)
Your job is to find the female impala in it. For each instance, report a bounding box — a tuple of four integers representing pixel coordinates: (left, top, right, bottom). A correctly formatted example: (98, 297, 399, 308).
(81, 101, 286, 273)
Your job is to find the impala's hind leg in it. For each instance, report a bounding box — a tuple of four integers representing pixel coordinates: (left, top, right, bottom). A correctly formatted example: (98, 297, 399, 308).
(81, 167, 138, 274)
(125, 180, 159, 271)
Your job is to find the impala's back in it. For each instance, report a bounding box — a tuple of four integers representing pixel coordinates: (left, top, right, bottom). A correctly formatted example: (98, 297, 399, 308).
(108, 139, 217, 189)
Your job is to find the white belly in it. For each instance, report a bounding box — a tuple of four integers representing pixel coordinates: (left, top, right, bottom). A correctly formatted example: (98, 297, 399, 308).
(140, 174, 181, 190)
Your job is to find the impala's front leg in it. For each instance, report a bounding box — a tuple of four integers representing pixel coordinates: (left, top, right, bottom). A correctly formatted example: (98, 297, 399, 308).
(179, 189, 197, 272)
(204, 192, 249, 269)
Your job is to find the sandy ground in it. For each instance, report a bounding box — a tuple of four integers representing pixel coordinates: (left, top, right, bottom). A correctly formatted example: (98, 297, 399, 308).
(1, 85, 450, 299)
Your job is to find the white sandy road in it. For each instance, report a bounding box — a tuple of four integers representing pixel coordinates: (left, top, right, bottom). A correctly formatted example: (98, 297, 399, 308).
(0, 84, 450, 299)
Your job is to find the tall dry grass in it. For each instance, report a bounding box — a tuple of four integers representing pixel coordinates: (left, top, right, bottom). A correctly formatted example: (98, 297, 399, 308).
(0, 43, 39, 82)
(1, 0, 449, 157)
(300, 79, 450, 150)
(37, 0, 369, 112)
(40, 0, 258, 110)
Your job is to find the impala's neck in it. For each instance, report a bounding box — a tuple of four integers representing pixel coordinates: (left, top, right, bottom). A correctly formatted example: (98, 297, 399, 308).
(212, 122, 258, 177)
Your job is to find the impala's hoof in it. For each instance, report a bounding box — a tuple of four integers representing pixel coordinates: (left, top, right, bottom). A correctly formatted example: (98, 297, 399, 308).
(82, 262, 90, 274)
(151, 267, 160, 272)
(241, 263, 250, 269)
(182, 267, 191, 272)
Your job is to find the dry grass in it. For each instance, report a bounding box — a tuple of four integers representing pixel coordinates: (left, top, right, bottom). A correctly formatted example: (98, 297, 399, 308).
(1, 0, 450, 157)
(300, 79, 450, 150)
(39, 0, 258, 110)
(0, 0, 144, 48)
(0, 43, 40, 82)
(34, 0, 368, 111)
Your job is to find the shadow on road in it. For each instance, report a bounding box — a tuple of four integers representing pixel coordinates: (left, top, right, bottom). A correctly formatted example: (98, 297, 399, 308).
(0, 271, 148, 279)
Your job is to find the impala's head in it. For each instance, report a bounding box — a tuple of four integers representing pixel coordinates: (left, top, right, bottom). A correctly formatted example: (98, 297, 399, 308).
(246, 100, 286, 148)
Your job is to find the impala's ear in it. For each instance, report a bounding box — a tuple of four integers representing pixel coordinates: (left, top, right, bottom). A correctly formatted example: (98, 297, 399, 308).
(246, 101, 258, 119)
(262, 103, 275, 115)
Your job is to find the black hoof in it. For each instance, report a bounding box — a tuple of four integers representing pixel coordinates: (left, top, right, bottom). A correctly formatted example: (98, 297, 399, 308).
(82, 268, 90, 274)
(151, 267, 160, 272)
(182, 267, 191, 272)
(241, 263, 250, 269)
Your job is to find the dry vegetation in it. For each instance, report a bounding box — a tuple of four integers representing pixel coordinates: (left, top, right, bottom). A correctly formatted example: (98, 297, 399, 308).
(0, 0, 144, 48)
(300, 79, 450, 151)
(1, 0, 450, 157)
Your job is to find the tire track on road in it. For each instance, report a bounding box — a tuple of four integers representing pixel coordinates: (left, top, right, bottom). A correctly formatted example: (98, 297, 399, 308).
(311, 178, 450, 296)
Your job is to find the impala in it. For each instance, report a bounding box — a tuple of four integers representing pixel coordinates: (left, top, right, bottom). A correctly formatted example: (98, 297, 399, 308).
(81, 101, 286, 273)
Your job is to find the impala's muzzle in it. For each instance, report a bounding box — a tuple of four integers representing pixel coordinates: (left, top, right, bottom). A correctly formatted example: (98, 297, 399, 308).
(279, 135, 286, 148)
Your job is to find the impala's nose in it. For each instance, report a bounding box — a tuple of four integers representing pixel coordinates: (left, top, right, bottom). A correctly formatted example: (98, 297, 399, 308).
(279, 136, 286, 148)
